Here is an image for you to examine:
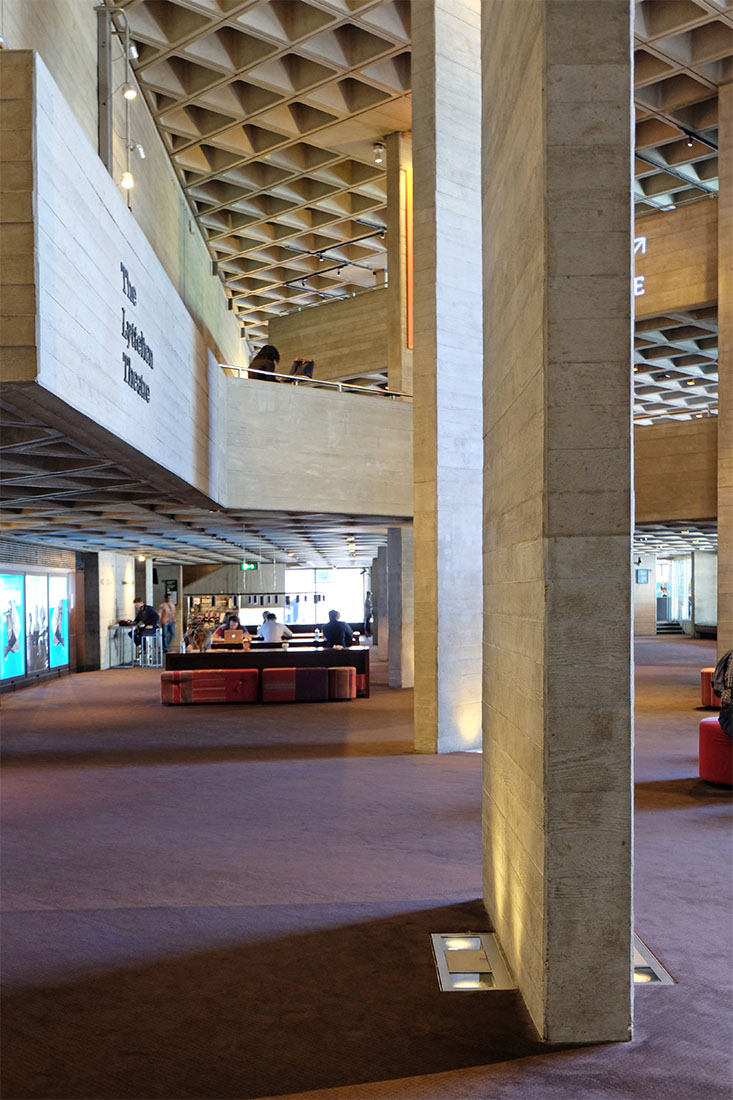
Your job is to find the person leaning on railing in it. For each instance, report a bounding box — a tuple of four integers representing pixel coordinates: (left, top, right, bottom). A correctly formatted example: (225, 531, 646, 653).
(249, 344, 280, 381)
(290, 356, 315, 379)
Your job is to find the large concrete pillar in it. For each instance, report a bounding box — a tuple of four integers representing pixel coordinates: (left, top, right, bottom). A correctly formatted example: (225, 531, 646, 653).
(387, 526, 414, 688)
(385, 132, 413, 395)
(718, 81, 732, 655)
(412, 0, 483, 753)
(481, 1, 633, 1043)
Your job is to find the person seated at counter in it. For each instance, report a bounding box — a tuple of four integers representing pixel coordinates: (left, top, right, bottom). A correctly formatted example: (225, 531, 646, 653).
(258, 612, 293, 643)
(212, 613, 250, 643)
(322, 609, 354, 648)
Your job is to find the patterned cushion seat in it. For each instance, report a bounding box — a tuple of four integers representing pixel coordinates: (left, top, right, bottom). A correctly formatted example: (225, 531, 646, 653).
(261, 666, 329, 703)
(161, 668, 258, 705)
(329, 666, 357, 700)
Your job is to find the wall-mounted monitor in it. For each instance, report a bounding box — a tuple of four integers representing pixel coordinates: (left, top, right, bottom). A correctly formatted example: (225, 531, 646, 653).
(25, 574, 49, 674)
(0, 574, 26, 680)
(48, 575, 69, 669)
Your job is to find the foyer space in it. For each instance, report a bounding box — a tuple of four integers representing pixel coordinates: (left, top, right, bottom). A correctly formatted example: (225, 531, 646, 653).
(1, 639, 730, 1100)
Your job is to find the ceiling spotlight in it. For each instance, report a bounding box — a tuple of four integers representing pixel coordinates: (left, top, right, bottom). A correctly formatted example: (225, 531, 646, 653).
(379, 228, 385, 239)
(687, 137, 694, 147)
(134, 142, 146, 159)
(122, 82, 137, 101)
(120, 171, 135, 190)
(129, 41, 139, 60)
(317, 253, 324, 262)
(138, 554, 146, 562)
(373, 141, 385, 164)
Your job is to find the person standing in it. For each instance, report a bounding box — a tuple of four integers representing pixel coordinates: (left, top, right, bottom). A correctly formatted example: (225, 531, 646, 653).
(363, 590, 373, 637)
(158, 595, 176, 653)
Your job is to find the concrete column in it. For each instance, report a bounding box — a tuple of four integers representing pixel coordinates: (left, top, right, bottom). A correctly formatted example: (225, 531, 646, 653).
(373, 545, 388, 660)
(385, 132, 413, 394)
(481, 0, 633, 1043)
(387, 526, 414, 688)
(718, 81, 732, 655)
(412, 0, 483, 753)
(692, 552, 717, 635)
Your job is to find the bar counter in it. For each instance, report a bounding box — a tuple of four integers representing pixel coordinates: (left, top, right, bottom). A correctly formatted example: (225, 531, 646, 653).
(165, 645, 370, 696)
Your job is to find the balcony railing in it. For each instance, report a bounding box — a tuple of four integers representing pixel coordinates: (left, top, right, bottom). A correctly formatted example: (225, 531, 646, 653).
(220, 364, 412, 401)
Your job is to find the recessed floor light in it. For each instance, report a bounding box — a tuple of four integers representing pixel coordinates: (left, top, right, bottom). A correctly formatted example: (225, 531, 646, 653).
(634, 934, 674, 985)
(431, 933, 515, 992)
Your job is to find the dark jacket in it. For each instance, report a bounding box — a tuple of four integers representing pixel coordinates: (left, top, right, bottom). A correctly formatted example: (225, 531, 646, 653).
(133, 604, 160, 629)
(250, 355, 278, 380)
(322, 619, 353, 648)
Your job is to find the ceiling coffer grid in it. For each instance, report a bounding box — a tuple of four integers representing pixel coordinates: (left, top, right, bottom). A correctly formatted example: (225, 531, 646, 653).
(116, 0, 411, 342)
(633, 0, 733, 215)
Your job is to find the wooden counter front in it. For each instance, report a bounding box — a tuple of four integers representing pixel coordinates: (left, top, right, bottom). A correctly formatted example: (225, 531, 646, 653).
(165, 646, 370, 697)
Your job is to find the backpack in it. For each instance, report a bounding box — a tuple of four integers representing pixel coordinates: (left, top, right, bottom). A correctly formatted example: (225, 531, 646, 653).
(712, 650, 733, 701)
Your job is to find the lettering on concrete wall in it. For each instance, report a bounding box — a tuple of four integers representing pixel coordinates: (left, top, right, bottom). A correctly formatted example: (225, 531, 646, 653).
(633, 236, 646, 298)
(120, 262, 154, 403)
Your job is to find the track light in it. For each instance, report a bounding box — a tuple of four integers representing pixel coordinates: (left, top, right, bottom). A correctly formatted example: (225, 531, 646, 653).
(120, 171, 135, 190)
(687, 137, 694, 147)
(373, 141, 384, 164)
(129, 42, 139, 60)
(134, 142, 145, 159)
(122, 82, 137, 101)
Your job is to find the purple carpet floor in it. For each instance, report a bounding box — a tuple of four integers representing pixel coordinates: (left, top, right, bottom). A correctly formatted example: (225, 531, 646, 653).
(1, 639, 731, 1099)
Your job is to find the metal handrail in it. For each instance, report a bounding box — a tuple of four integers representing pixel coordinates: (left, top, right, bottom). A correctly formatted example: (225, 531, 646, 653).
(220, 363, 412, 401)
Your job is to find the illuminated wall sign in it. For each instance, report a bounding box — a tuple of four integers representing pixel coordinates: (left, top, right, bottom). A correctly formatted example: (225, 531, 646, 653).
(241, 562, 259, 571)
(633, 236, 647, 298)
(120, 262, 154, 403)
(0, 574, 25, 680)
(48, 575, 69, 669)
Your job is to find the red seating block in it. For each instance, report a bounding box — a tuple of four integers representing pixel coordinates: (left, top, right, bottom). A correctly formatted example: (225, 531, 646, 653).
(161, 669, 258, 704)
(261, 667, 296, 702)
(296, 667, 329, 702)
(699, 718, 733, 786)
(701, 668, 722, 708)
(261, 667, 329, 703)
(355, 673, 367, 696)
(329, 666, 356, 700)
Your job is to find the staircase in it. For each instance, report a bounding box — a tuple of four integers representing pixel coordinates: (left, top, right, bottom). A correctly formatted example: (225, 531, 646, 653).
(656, 620, 684, 635)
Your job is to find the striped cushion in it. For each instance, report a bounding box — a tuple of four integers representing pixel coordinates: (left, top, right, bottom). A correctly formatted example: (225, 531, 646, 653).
(161, 669, 258, 704)
(261, 667, 297, 702)
(329, 666, 356, 700)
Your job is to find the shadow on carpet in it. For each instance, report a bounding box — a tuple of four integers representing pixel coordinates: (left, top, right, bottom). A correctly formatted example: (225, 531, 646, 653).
(1, 900, 554, 1100)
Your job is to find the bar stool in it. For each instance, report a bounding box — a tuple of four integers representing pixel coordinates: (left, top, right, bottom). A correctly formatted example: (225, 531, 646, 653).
(136, 628, 163, 668)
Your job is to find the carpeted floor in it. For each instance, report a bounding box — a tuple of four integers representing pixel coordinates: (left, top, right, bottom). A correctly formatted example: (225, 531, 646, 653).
(1, 638, 731, 1099)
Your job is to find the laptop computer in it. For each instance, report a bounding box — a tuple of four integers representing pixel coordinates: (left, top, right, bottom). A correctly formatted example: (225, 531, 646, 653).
(223, 629, 244, 643)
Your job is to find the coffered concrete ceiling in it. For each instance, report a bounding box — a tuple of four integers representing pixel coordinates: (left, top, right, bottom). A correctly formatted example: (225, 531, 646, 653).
(634, 0, 732, 215)
(0, 397, 402, 567)
(634, 307, 718, 423)
(634, 519, 718, 554)
(116, 0, 411, 345)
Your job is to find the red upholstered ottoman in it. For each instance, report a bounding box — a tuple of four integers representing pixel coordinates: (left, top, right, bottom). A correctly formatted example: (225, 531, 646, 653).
(701, 668, 722, 708)
(296, 667, 329, 702)
(699, 718, 733, 786)
(261, 667, 296, 702)
(161, 669, 258, 704)
(329, 666, 356, 700)
(356, 673, 367, 697)
(261, 667, 329, 703)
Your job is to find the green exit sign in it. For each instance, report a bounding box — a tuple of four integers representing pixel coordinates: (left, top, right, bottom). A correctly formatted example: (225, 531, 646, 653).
(241, 562, 259, 571)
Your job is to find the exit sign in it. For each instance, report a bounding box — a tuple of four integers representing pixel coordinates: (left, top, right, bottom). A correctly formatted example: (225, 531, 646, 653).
(241, 562, 259, 571)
